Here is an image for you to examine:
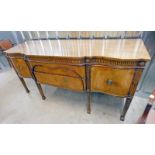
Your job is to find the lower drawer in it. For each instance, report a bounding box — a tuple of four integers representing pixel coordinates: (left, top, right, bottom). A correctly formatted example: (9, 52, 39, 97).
(35, 72, 85, 92)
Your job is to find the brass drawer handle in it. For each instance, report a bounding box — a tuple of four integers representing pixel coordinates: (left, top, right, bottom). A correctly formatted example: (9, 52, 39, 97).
(107, 79, 113, 85)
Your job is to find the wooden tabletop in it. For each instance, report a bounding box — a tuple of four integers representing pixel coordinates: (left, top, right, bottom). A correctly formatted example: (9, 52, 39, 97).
(5, 39, 150, 60)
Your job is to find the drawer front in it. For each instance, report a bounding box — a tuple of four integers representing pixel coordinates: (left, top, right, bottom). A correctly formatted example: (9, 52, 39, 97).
(11, 58, 31, 78)
(32, 64, 86, 92)
(91, 66, 135, 97)
(35, 72, 85, 91)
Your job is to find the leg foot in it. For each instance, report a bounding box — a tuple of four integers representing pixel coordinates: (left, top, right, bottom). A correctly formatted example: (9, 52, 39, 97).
(36, 83, 46, 100)
(87, 109, 91, 114)
(120, 115, 125, 121)
(120, 96, 133, 121)
(19, 77, 30, 93)
(26, 89, 30, 93)
(42, 96, 46, 100)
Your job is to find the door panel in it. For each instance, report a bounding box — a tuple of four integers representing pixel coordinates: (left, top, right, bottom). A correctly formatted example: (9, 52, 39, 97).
(91, 66, 135, 97)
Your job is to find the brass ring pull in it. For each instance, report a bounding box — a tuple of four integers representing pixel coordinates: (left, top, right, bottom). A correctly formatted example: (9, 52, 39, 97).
(107, 79, 113, 85)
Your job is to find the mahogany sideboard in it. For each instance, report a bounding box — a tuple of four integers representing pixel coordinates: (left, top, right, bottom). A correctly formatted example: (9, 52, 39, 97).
(4, 39, 151, 121)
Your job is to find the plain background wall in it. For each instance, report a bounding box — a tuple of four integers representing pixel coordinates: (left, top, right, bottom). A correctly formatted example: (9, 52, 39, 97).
(0, 31, 24, 44)
(0, 31, 17, 44)
(138, 31, 155, 95)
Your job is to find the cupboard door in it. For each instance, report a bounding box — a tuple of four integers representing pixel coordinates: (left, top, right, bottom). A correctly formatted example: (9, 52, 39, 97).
(91, 66, 135, 97)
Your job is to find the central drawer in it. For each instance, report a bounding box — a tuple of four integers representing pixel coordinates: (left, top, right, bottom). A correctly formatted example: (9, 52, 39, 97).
(32, 63, 86, 92)
(91, 66, 135, 97)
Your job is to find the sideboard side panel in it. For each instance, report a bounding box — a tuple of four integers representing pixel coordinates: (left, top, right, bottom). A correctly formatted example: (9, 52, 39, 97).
(9, 56, 31, 78)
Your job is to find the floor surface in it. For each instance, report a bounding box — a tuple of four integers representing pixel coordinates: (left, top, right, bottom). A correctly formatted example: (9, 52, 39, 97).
(0, 69, 148, 124)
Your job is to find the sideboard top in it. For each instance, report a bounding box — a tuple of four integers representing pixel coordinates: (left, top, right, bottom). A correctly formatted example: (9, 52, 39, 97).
(5, 39, 150, 60)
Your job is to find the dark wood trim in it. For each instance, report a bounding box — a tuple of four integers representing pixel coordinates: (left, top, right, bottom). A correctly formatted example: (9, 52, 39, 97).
(85, 57, 92, 114)
(7, 53, 148, 66)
